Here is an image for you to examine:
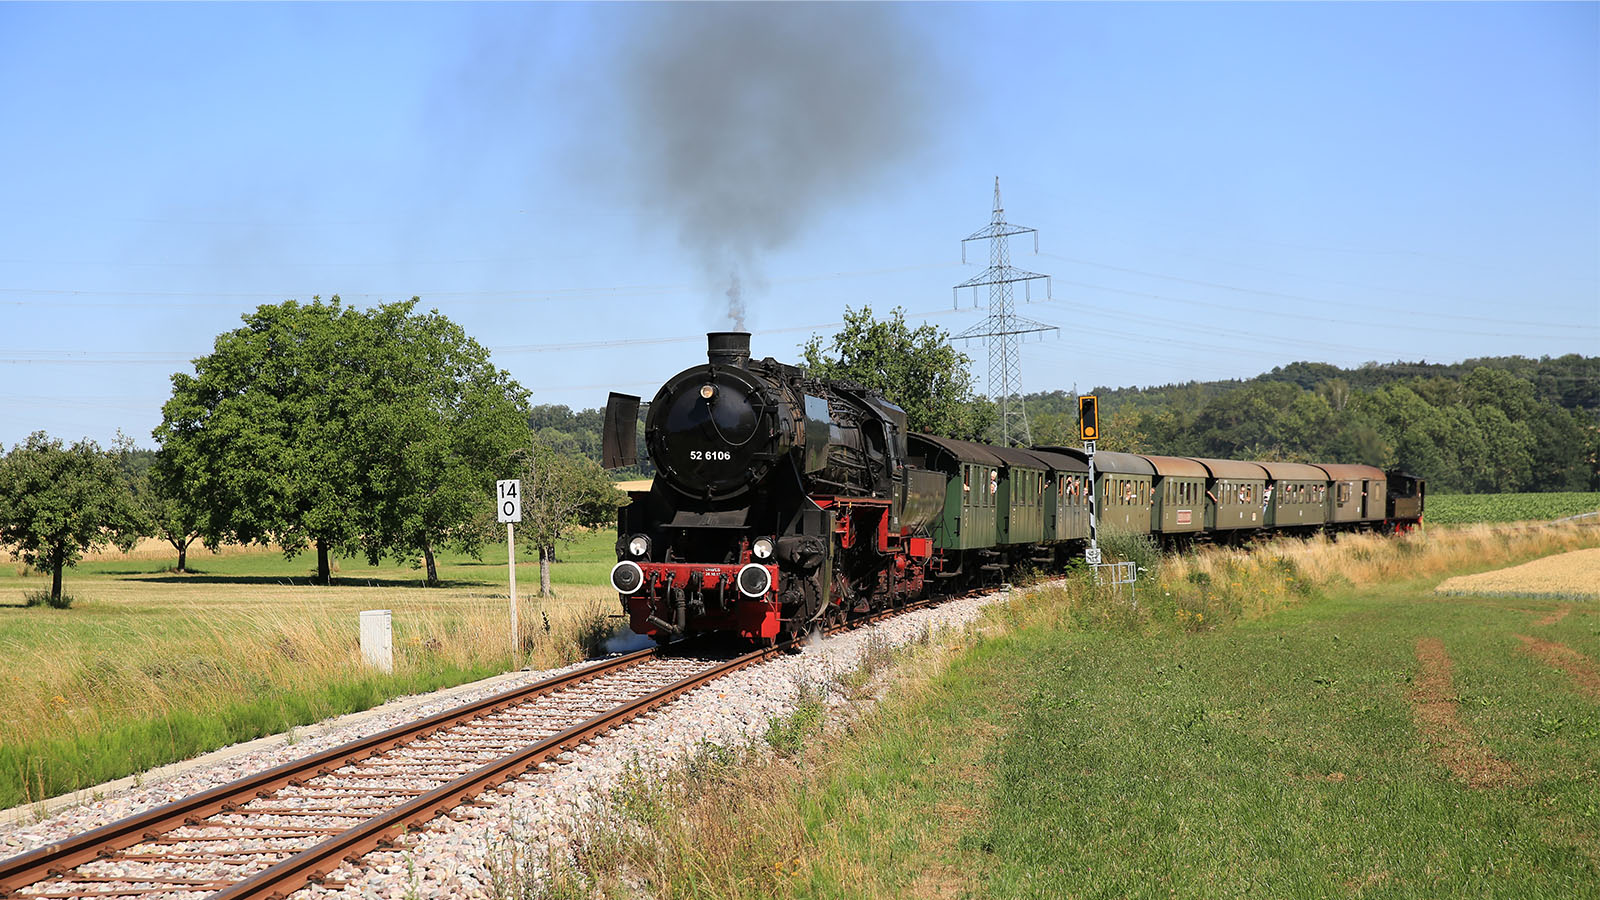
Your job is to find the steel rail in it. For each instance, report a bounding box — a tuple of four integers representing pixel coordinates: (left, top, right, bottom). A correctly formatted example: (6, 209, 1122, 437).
(0, 647, 659, 895)
(207, 642, 786, 900)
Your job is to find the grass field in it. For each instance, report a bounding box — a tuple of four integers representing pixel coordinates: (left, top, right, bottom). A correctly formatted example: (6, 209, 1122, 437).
(541, 523, 1600, 899)
(0, 530, 621, 810)
(1425, 491, 1599, 525)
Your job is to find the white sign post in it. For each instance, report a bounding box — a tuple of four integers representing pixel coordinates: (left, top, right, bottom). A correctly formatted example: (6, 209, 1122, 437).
(497, 479, 523, 665)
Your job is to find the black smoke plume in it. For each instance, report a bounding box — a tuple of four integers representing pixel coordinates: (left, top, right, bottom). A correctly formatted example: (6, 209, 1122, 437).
(604, 3, 937, 328)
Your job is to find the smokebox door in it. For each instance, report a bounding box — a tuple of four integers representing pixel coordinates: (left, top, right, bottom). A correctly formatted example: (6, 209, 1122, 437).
(602, 392, 641, 469)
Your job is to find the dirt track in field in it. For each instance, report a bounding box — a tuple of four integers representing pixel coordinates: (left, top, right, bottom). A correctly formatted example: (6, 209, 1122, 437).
(1534, 607, 1573, 626)
(1434, 547, 1600, 600)
(1515, 634, 1600, 701)
(1410, 637, 1521, 789)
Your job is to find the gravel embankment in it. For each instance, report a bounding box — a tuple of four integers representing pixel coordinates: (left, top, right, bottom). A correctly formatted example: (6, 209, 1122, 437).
(0, 589, 1008, 899)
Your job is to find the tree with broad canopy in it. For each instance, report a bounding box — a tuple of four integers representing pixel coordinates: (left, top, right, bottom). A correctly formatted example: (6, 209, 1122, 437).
(801, 305, 994, 441)
(0, 432, 145, 601)
(155, 297, 531, 585)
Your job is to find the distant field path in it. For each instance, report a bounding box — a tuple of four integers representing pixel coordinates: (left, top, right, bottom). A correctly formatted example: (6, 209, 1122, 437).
(1410, 637, 1521, 789)
(1434, 547, 1600, 600)
(1514, 635, 1600, 701)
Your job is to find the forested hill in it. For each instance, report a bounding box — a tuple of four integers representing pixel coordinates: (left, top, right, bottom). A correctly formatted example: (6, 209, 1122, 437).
(1024, 354, 1598, 493)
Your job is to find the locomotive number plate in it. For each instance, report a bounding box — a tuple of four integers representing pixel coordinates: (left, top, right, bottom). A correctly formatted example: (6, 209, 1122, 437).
(689, 450, 733, 461)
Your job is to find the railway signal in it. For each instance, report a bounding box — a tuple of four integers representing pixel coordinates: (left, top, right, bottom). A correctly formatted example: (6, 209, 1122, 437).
(1078, 394, 1099, 441)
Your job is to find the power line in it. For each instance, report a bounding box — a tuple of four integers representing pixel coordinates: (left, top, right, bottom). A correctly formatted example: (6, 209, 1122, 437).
(1040, 252, 1596, 331)
(0, 306, 969, 365)
(1043, 276, 1594, 340)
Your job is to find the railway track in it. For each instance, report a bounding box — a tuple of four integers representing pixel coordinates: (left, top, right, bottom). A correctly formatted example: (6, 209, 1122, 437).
(0, 593, 963, 900)
(0, 644, 778, 900)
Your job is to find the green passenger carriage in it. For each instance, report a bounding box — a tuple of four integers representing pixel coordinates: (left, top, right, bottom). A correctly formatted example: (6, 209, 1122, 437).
(1257, 461, 1329, 530)
(1191, 457, 1270, 532)
(989, 447, 1049, 546)
(907, 434, 1001, 552)
(1027, 447, 1090, 543)
(1140, 454, 1208, 535)
(1316, 463, 1388, 527)
(1040, 448, 1154, 537)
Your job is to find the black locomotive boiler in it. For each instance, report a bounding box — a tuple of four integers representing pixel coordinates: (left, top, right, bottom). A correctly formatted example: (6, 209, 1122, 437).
(603, 332, 946, 645)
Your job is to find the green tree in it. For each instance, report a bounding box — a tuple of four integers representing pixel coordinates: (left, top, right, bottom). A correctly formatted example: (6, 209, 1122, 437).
(516, 442, 627, 597)
(0, 432, 145, 601)
(110, 440, 205, 574)
(1191, 382, 1302, 458)
(156, 298, 370, 583)
(143, 466, 205, 573)
(355, 302, 531, 585)
(157, 298, 532, 585)
(801, 306, 993, 440)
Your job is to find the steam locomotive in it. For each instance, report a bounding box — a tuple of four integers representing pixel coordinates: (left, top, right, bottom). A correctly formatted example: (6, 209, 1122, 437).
(602, 332, 1424, 645)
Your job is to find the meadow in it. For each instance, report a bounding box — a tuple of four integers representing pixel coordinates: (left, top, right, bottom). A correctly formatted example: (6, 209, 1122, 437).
(534, 522, 1600, 900)
(0, 531, 621, 810)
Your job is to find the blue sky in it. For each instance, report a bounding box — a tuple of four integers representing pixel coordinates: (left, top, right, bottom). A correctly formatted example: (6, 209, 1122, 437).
(2, 1, 1595, 449)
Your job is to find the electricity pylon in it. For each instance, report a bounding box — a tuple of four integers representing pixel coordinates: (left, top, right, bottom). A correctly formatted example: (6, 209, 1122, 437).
(952, 178, 1056, 446)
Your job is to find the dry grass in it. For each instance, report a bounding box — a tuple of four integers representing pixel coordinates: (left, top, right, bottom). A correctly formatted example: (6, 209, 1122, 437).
(1435, 547, 1600, 600)
(82, 538, 279, 563)
(1157, 523, 1600, 626)
(1005, 523, 1600, 639)
(0, 583, 621, 770)
(4, 538, 277, 567)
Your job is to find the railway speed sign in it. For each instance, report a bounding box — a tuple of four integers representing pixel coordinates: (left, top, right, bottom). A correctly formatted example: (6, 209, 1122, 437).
(497, 479, 522, 523)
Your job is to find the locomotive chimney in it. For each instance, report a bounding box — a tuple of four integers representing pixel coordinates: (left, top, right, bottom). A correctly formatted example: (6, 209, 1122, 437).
(707, 331, 751, 368)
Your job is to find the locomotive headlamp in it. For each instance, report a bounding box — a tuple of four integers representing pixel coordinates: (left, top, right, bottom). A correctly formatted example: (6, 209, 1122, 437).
(610, 560, 645, 595)
(737, 562, 773, 598)
(699, 383, 716, 399)
(627, 534, 651, 559)
(752, 538, 774, 560)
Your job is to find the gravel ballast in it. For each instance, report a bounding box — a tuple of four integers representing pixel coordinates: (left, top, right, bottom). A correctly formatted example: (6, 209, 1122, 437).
(0, 588, 1009, 899)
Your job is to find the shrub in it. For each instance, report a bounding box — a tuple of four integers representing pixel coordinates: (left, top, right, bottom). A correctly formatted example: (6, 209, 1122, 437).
(1098, 530, 1162, 579)
(23, 590, 73, 609)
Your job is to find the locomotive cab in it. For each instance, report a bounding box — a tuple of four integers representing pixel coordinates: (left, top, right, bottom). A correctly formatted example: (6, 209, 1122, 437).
(1386, 471, 1425, 530)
